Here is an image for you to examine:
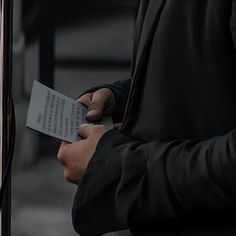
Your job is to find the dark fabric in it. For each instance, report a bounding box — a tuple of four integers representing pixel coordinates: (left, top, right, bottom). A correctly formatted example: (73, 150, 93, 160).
(131, 0, 236, 141)
(130, 0, 150, 74)
(73, 0, 236, 235)
(74, 129, 236, 235)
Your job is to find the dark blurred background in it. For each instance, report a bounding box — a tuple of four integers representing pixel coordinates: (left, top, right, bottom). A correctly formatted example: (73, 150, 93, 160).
(11, 0, 139, 235)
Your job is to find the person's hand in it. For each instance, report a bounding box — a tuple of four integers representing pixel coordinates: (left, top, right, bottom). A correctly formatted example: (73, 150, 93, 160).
(78, 88, 115, 122)
(57, 124, 107, 184)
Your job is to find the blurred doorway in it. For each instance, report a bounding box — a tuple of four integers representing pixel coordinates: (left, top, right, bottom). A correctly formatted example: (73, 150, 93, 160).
(11, 1, 139, 235)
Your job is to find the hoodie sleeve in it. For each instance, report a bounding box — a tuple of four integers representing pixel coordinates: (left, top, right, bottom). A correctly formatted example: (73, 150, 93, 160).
(72, 128, 236, 235)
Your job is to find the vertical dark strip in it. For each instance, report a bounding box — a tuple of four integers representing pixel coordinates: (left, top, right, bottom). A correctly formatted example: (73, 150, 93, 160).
(2, 0, 13, 235)
(39, 0, 54, 88)
(39, 0, 55, 152)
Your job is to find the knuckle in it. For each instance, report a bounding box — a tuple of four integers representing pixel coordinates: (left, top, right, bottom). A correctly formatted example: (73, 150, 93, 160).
(86, 125, 96, 134)
(100, 88, 112, 96)
(79, 123, 92, 132)
(78, 93, 92, 106)
(64, 170, 73, 182)
(57, 151, 63, 161)
(64, 170, 70, 182)
(57, 148, 67, 164)
(79, 124, 88, 133)
(98, 88, 110, 94)
(64, 169, 78, 184)
(100, 88, 114, 101)
(89, 101, 102, 110)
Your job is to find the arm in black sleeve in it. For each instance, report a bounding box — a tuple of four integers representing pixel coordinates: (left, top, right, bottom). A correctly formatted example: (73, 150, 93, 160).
(72, 128, 236, 235)
(79, 79, 131, 123)
(72, 2, 236, 235)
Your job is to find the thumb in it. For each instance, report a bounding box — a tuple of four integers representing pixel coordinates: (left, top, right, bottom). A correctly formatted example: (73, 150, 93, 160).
(78, 124, 93, 139)
(86, 90, 108, 121)
(77, 92, 93, 107)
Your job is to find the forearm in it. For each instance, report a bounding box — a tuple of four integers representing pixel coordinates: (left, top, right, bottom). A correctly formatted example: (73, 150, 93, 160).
(73, 128, 236, 235)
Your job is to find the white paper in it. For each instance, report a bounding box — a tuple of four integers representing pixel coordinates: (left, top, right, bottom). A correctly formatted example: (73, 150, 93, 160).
(26, 81, 113, 142)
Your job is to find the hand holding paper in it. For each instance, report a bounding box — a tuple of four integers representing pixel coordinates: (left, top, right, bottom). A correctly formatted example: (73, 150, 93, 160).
(78, 87, 115, 122)
(26, 81, 113, 143)
(57, 124, 108, 184)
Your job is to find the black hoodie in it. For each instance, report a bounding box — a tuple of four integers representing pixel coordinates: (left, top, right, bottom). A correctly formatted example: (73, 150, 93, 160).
(73, 0, 236, 235)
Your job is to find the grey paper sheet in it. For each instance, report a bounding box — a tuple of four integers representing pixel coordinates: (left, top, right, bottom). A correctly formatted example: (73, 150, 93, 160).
(26, 81, 113, 143)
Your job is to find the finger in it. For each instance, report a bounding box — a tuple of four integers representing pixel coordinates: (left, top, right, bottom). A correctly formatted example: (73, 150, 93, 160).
(57, 141, 71, 166)
(58, 141, 70, 153)
(86, 90, 110, 121)
(64, 169, 73, 183)
(60, 141, 70, 146)
(77, 93, 93, 107)
(64, 169, 79, 185)
(78, 124, 94, 139)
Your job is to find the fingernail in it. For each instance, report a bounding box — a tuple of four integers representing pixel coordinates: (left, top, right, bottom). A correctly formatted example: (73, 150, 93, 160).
(87, 109, 98, 117)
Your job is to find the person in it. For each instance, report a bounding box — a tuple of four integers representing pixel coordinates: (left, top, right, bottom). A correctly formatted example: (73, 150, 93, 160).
(57, 0, 236, 235)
